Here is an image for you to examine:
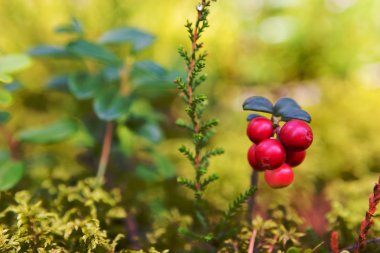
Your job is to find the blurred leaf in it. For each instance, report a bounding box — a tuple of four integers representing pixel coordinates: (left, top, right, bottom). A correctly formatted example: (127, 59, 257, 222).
(0, 152, 25, 191)
(243, 96, 273, 113)
(68, 72, 102, 99)
(281, 108, 312, 123)
(66, 39, 121, 66)
(93, 85, 131, 121)
(137, 122, 163, 143)
(17, 119, 79, 144)
(98, 27, 155, 52)
(286, 247, 301, 253)
(0, 73, 12, 83)
(0, 54, 31, 74)
(246, 113, 262, 121)
(28, 45, 75, 58)
(47, 75, 69, 92)
(4, 81, 22, 92)
(152, 152, 175, 179)
(55, 18, 83, 35)
(102, 67, 121, 82)
(0, 111, 11, 124)
(130, 61, 174, 97)
(136, 165, 159, 182)
(0, 89, 13, 106)
(273, 97, 301, 116)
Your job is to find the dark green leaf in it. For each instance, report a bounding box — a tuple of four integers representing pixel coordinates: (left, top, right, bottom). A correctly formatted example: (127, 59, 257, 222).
(66, 39, 121, 66)
(246, 114, 262, 121)
(0, 151, 25, 191)
(17, 119, 79, 144)
(93, 85, 131, 121)
(273, 97, 301, 116)
(46, 75, 69, 92)
(28, 45, 75, 58)
(68, 72, 102, 99)
(0, 111, 11, 124)
(242, 96, 273, 113)
(281, 108, 312, 123)
(153, 152, 175, 179)
(130, 61, 174, 98)
(136, 165, 159, 182)
(98, 27, 155, 52)
(101, 67, 121, 82)
(55, 18, 83, 35)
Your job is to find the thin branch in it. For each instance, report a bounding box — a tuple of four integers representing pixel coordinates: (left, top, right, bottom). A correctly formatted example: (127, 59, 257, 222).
(248, 229, 257, 253)
(96, 122, 113, 181)
(340, 237, 380, 252)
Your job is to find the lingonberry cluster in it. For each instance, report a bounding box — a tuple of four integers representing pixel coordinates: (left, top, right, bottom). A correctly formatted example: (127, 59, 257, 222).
(243, 96, 313, 189)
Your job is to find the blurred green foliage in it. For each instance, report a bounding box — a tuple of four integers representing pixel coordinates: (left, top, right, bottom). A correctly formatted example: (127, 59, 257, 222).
(0, 0, 380, 251)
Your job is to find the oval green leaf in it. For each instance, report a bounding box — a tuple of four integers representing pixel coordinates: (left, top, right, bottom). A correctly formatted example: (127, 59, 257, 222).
(29, 45, 75, 58)
(17, 119, 79, 144)
(281, 108, 312, 123)
(68, 72, 102, 99)
(273, 97, 300, 116)
(93, 85, 131, 121)
(0, 150, 25, 191)
(242, 96, 273, 113)
(130, 61, 174, 98)
(0, 54, 31, 74)
(98, 27, 155, 52)
(66, 39, 121, 66)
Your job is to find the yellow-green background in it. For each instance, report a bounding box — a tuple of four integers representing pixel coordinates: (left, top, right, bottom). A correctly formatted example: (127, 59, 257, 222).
(1, 0, 380, 232)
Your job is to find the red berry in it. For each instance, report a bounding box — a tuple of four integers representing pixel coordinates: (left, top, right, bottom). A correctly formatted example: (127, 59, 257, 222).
(247, 144, 265, 171)
(264, 163, 294, 188)
(246, 117, 274, 144)
(285, 150, 306, 167)
(255, 139, 285, 170)
(279, 119, 313, 151)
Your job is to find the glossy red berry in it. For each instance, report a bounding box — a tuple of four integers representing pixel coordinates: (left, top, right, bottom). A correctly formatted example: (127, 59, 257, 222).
(246, 117, 274, 144)
(247, 144, 265, 171)
(264, 163, 294, 188)
(255, 139, 285, 170)
(279, 119, 313, 151)
(285, 150, 306, 167)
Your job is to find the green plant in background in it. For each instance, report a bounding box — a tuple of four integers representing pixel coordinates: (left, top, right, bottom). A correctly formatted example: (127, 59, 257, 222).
(28, 17, 175, 182)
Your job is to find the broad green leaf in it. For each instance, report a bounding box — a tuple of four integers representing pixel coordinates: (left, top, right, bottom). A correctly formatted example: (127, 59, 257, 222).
(243, 96, 274, 113)
(281, 108, 312, 123)
(55, 18, 83, 35)
(273, 97, 301, 116)
(0, 111, 11, 124)
(0, 73, 12, 83)
(136, 165, 159, 182)
(93, 85, 131, 121)
(152, 152, 175, 179)
(246, 113, 262, 121)
(0, 89, 13, 106)
(0, 54, 31, 74)
(66, 39, 121, 66)
(98, 27, 155, 52)
(29, 45, 75, 58)
(17, 119, 79, 144)
(68, 72, 102, 99)
(0, 151, 25, 191)
(130, 61, 174, 97)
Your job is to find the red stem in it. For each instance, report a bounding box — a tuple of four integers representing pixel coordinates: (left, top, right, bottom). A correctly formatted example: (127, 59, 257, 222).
(96, 122, 113, 181)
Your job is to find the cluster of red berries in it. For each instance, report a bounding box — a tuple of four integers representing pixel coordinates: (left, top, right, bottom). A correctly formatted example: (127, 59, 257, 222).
(246, 117, 313, 188)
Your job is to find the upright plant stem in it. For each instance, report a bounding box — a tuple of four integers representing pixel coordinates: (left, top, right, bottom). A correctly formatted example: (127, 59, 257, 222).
(96, 122, 114, 181)
(248, 169, 258, 222)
